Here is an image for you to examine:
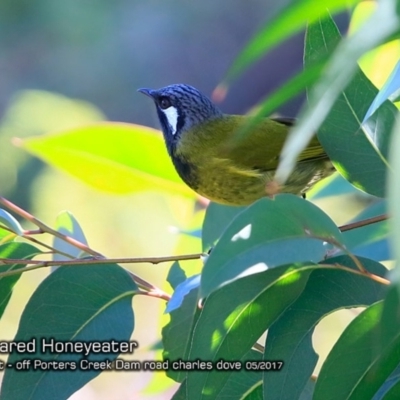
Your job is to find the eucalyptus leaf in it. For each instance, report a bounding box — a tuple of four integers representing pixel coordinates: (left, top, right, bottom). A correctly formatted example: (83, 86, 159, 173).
(0, 243, 41, 318)
(314, 303, 385, 400)
(299, 379, 315, 400)
(186, 262, 315, 399)
(21, 123, 194, 197)
(313, 286, 400, 400)
(242, 383, 263, 400)
(0, 226, 16, 244)
(166, 261, 187, 290)
(276, 5, 400, 195)
(305, 10, 397, 197)
(201, 194, 342, 297)
(231, 58, 327, 145)
(223, 0, 359, 84)
(263, 255, 387, 400)
(215, 349, 263, 400)
(388, 117, 400, 285)
(364, 59, 400, 121)
(0, 209, 24, 235)
(171, 380, 187, 400)
(372, 363, 400, 400)
(162, 286, 200, 383)
(202, 202, 247, 251)
(52, 211, 89, 261)
(0, 264, 138, 400)
(165, 274, 200, 313)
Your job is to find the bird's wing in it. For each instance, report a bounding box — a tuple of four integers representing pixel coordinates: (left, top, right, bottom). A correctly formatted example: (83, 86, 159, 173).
(216, 115, 327, 172)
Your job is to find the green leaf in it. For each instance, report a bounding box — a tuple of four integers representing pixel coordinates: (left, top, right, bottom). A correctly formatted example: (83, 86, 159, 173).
(201, 202, 247, 251)
(215, 349, 263, 400)
(382, 385, 400, 399)
(388, 118, 400, 285)
(172, 380, 187, 400)
(0, 243, 41, 318)
(200, 194, 342, 297)
(299, 379, 315, 400)
(313, 299, 385, 399)
(276, 5, 400, 196)
(223, 0, 359, 84)
(364, 60, 400, 121)
(20, 122, 195, 197)
(0, 264, 138, 400)
(242, 383, 263, 400)
(52, 211, 89, 261)
(167, 261, 187, 290)
(232, 58, 326, 142)
(0, 226, 16, 244)
(307, 10, 397, 197)
(186, 262, 314, 399)
(162, 286, 199, 382)
(262, 255, 387, 400)
(165, 275, 200, 313)
(314, 284, 400, 400)
(0, 209, 24, 235)
(377, 365, 400, 399)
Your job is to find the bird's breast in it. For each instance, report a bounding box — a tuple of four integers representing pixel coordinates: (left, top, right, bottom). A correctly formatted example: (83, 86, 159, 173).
(170, 152, 200, 191)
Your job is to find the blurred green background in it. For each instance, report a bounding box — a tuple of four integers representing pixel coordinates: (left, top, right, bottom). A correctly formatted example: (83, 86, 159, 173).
(0, 0, 350, 211)
(0, 1, 366, 399)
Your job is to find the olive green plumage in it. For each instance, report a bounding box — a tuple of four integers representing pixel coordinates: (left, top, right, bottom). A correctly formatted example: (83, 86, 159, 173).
(139, 84, 333, 206)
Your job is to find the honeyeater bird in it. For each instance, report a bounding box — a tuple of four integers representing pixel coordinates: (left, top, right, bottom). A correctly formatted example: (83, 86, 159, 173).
(139, 84, 334, 206)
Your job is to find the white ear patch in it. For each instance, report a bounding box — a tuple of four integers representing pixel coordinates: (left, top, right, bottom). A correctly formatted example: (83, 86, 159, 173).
(161, 106, 179, 135)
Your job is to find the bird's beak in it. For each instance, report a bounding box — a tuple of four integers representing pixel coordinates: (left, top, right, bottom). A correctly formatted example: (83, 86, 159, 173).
(138, 88, 155, 98)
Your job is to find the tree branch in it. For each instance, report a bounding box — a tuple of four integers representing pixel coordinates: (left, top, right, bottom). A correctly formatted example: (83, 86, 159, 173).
(338, 214, 387, 232)
(0, 196, 103, 258)
(0, 253, 203, 279)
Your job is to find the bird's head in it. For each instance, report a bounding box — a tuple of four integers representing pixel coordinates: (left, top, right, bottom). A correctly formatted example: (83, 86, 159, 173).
(138, 84, 222, 153)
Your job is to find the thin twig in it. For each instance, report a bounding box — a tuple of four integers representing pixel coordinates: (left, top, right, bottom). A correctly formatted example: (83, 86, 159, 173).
(24, 229, 43, 235)
(0, 253, 203, 281)
(310, 213, 388, 275)
(0, 196, 103, 258)
(0, 257, 174, 299)
(0, 253, 202, 267)
(136, 288, 171, 302)
(125, 271, 171, 300)
(338, 214, 388, 232)
(0, 224, 75, 259)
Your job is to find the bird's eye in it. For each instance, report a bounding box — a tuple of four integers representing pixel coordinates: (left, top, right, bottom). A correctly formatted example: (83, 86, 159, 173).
(159, 97, 171, 109)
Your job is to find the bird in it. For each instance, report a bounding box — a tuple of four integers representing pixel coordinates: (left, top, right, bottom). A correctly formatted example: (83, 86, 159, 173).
(138, 84, 334, 206)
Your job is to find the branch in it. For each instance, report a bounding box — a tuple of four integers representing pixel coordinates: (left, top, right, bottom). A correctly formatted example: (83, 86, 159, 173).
(0, 253, 203, 279)
(338, 214, 388, 232)
(1, 224, 77, 259)
(136, 287, 171, 302)
(0, 255, 186, 300)
(0, 253, 202, 267)
(0, 196, 103, 258)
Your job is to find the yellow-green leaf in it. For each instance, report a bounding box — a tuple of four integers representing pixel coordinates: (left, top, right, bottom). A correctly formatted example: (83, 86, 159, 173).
(20, 122, 195, 197)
